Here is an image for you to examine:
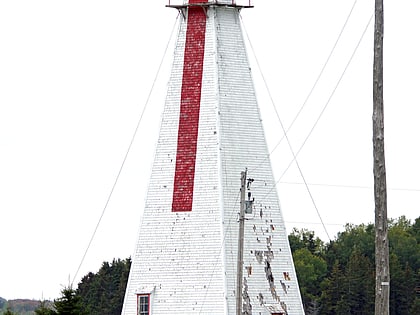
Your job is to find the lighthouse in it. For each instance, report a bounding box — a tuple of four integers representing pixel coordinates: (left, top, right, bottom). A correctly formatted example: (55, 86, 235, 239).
(121, 1, 304, 314)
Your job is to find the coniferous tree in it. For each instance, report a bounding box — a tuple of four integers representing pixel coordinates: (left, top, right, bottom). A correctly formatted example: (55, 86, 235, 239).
(320, 260, 345, 314)
(289, 218, 419, 314)
(346, 248, 375, 314)
(76, 258, 131, 315)
(54, 286, 85, 315)
(292, 247, 327, 313)
(34, 299, 56, 315)
(410, 297, 420, 314)
(3, 308, 16, 315)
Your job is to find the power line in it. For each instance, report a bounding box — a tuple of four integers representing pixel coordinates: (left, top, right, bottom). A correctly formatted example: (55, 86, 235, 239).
(285, 221, 346, 227)
(278, 181, 420, 192)
(71, 15, 180, 287)
(241, 0, 359, 175)
(267, 0, 360, 159)
(272, 12, 373, 242)
(242, 1, 373, 242)
(276, 13, 374, 184)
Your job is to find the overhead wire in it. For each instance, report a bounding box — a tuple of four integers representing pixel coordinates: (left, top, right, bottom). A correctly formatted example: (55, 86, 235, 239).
(264, 0, 360, 162)
(201, 5, 377, 304)
(242, 0, 359, 174)
(279, 181, 420, 192)
(268, 12, 374, 240)
(275, 13, 374, 185)
(201, 3, 366, 307)
(241, 2, 373, 242)
(71, 13, 180, 287)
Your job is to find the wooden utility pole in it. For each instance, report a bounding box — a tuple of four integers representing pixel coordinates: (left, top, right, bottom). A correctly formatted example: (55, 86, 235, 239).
(373, 0, 389, 314)
(236, 170, 247, 315)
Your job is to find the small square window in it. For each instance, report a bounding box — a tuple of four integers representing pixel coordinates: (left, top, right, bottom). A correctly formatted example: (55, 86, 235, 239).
(137, 294, 149, 315)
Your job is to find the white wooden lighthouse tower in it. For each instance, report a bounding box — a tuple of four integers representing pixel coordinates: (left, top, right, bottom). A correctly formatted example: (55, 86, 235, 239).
(122, 1, 304, 314)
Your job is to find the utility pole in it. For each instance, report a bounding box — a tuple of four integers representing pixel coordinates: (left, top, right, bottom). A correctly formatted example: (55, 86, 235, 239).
(373, 0, 389, 314)
(236, 169, 247, 315)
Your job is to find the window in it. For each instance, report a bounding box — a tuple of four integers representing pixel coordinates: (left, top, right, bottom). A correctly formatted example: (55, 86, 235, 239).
(137, 294, 150, 315)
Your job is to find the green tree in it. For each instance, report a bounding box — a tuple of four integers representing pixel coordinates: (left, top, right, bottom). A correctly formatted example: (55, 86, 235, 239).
(54, 286, 85, 315)
(320, 260, 346, 314)
(289, 218, 419, 314)
(293, 247, 327, 313)
(388, 217, 419, 312)
(289, 228, 325, 255)
(409, 216, 420, 243)
(76, 258, 131, 315)
(35, 300, 56, 315)
(410, 297, 420, 314)
(389, 216, 420, 271)
(345, 248, 375, 314)
(3, 308, 17, 315)
(325, 223, 375, 269)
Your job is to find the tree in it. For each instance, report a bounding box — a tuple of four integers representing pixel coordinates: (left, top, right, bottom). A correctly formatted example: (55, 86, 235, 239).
(389, 217, 420, 271)
(76, 258, 131, 315)
(410, 297, 420, 314)
(53, 286, 85, 315)
(409, 217, 420, 243)
(326, 223, 375, 267)
(289, 228, 325, 255)
(288, 219, 419, 314)
(346, 248, 375, 314)
(320, 260, 346, 314)
(293, 248, 327, 314)
(3, 308, 17, 315)
(35, 300, 57, 315)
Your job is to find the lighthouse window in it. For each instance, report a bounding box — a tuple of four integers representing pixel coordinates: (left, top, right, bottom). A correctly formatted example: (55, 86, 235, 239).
(137, 294, 150, 315)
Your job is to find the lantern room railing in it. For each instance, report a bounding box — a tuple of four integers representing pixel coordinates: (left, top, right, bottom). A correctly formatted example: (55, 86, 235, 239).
(167, 1, 253, 8)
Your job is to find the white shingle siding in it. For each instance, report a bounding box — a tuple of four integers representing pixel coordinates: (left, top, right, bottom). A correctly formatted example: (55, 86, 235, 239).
(122, 6, 304, 315)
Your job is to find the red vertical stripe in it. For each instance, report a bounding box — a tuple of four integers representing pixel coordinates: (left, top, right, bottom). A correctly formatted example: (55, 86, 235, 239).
(172, 4, 207, 212)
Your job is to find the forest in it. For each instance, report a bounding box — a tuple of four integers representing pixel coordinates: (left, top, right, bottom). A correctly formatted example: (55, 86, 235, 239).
(1, 216, 418, 315)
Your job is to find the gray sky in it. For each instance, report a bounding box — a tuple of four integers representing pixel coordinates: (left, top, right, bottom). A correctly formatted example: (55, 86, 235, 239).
(1, 0, 419, 301)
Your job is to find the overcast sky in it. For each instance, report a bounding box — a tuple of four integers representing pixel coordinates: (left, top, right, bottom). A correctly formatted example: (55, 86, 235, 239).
(1, 0, 419, 301)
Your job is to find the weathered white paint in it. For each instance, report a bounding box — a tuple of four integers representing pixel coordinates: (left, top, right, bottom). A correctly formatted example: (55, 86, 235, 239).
(122, 5, 304, 315)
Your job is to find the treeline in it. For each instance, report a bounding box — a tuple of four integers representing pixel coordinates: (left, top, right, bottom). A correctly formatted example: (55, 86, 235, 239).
(3, 217, 418, 315)
(1, 258, 131, 315)
(0, 299, 39, 315)
(289, 216, 420, 314)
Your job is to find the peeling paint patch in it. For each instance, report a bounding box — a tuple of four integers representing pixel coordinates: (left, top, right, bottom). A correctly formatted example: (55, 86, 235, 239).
(264, 260, 279, 301)
(246, 265, 252, 277)
(280, 280, 288, 294)
(257, 292, 264, 306)
(280, 302, 288, 314)
(254, 250, 274, 264)
(265, 250, 274, 262)
(243, 277, 252, 315)
(266, 235, 272, 247)
(255, 250, 264, 263)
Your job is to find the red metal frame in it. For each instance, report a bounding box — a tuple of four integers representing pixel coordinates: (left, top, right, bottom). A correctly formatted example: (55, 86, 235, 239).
(168, 1, 253, 7)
